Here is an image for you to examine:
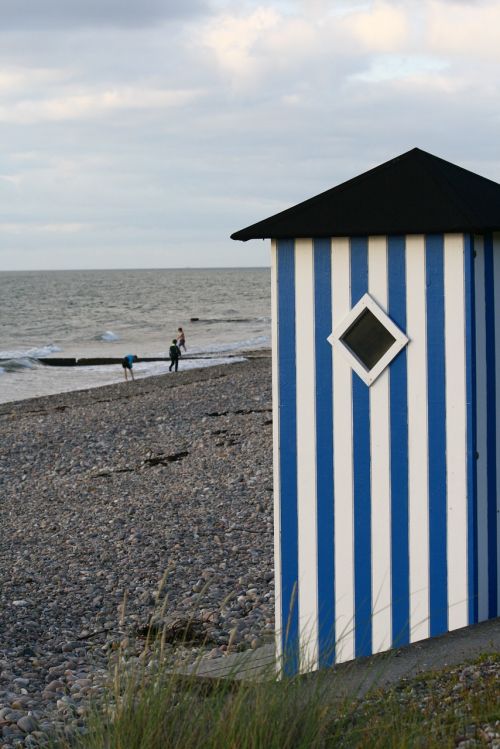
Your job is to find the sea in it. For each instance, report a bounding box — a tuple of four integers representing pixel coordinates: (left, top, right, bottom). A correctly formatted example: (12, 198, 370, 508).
(0, 268, 271, 405)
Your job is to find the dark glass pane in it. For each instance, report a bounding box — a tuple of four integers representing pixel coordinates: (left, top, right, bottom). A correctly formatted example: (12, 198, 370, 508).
(341, 308, 396, 371)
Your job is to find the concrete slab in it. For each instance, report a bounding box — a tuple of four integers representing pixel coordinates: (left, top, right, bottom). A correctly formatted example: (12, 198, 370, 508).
(181, 617, 500, 696)
(320, 616, 500, 699)
(184, 644, 275, 681)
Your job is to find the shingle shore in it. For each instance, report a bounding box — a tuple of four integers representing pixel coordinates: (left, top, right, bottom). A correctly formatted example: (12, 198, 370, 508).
(0, 354, 274, 746)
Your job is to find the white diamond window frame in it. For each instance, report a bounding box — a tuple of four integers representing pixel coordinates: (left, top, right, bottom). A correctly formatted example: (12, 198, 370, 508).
(328, 293, 409, 386)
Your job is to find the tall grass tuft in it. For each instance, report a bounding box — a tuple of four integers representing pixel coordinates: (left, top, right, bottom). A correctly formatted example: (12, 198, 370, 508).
(57, 642, 347, 749)
(53, 638, 500, 749)
(52, 583, 499, 749)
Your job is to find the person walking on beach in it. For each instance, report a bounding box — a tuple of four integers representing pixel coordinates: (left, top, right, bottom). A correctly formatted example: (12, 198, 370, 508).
(169, 339, 181, 372)
(177, 327, 186, 352)
(122, 354, 138, 381)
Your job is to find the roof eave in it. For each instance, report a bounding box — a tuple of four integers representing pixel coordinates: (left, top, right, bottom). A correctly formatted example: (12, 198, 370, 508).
(231, 224, 500, 241)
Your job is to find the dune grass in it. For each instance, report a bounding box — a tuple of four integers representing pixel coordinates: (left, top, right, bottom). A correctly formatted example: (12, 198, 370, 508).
(53, 643, 499, 749)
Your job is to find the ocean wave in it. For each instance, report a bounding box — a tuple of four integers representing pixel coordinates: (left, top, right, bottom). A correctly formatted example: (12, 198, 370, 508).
(0, 343, 62, 360)
(96, 330, 120, 342)
(0, 357, 38, 372)
(0, 344, 62, 374)
(27, 343, 62, 358)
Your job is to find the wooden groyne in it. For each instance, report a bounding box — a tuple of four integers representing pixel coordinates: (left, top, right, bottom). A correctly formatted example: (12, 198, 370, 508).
(38, 357, 170, 367)
(36, 353, 269, 367)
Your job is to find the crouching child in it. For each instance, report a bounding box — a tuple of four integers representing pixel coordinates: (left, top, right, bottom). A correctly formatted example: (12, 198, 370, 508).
(122, 354, 138, 381)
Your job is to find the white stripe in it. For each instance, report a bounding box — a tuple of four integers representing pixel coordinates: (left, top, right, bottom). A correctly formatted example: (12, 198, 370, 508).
(495, 233, 500, 608)
(332, 237, 355, 663)
(406, 235, 430, 642)
(270, 240, 282, 667)
(294, 239, 319, 671)
(474, 235, 489, 622)
(368, 236, 392, 653)
(444, 234, 469, 630)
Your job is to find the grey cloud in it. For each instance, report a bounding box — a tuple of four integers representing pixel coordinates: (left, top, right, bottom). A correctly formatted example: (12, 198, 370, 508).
(1, 0, 499, 270)
(3, 61, 499, 266)
(0, 0, 208, 29)
(435, 0, 492, 4)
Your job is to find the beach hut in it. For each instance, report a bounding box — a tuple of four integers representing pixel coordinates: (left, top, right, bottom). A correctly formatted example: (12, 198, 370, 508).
(231, 147, 500, 675)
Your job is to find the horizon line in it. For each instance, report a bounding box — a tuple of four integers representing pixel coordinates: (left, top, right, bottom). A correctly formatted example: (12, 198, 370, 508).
(0, 264, 271, 273)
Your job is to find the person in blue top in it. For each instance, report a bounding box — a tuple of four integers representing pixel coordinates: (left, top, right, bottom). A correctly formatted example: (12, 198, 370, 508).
(122, 354, 138, 381)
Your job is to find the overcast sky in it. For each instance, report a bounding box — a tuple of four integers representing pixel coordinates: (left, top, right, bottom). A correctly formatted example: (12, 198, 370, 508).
(1, 0, 499, 270)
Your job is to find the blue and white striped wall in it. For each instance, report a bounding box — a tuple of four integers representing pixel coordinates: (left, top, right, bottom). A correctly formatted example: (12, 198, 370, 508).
(473, 234, 500, 625)
(271, 232, 500, 675)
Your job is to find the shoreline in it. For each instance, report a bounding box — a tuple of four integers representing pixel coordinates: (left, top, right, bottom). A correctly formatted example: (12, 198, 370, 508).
(36, 351, 266, 366)
(0, 354, 274, 746)
(0, 347, 271, 410)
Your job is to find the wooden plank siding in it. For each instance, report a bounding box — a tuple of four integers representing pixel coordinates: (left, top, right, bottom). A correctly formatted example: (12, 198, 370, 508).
(272, 232, 500, 675)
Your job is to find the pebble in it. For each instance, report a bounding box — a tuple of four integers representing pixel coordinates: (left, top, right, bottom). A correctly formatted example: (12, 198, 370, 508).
(16, 716, 38, 733)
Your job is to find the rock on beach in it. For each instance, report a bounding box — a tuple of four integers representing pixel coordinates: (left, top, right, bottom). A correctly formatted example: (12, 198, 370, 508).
(0, 354, 274, 746)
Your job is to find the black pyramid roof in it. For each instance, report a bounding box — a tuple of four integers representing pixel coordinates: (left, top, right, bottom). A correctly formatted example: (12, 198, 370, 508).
(231, 148, 500, 241)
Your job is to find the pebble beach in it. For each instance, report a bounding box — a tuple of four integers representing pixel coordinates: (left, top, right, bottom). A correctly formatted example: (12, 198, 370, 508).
(0, 354, 274, 746)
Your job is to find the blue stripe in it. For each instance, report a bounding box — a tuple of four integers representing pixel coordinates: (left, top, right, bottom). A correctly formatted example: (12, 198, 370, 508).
(277, 239, 299, 675)
(350, 237, 372, 657)
(425, 234, 448, 637)
(313, 238, 335, 667)
(464, 234, 478, 624)
(388, 236, 409, 646)
(483, 233, 498, 618)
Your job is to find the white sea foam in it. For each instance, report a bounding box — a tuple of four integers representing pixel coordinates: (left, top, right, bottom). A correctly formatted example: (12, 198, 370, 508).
(28, 343, 62, 357)
(97, 331, 120, 342)
(0, 344, 62, 374)
(0, 357, 38, 372)
(0, 343, 62, 360)
(84, 356, 247, 377)
(137, 356, 247, 377)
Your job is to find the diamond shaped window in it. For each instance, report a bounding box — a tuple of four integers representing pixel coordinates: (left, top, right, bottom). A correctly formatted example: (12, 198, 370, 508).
(341, 308, 396, 371)
(328, 293, 409, 386)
